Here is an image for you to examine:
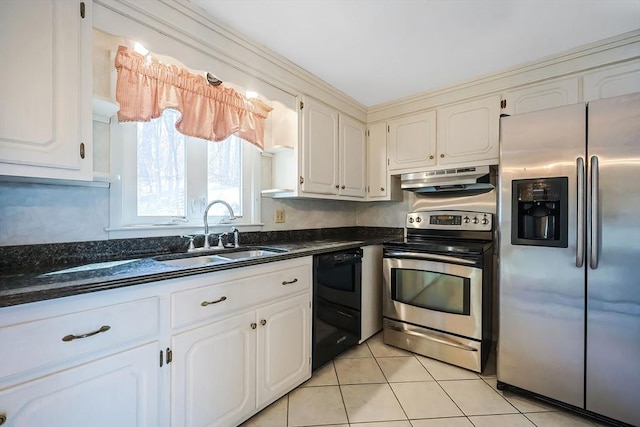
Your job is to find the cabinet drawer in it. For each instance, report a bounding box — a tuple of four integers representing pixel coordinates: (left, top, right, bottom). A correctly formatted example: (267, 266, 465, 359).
(172, 264, 309, 330)
(0, 297, 160, 382)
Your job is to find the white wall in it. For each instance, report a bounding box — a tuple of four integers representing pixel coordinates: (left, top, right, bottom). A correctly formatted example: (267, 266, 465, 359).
(0, 182, 407, 246)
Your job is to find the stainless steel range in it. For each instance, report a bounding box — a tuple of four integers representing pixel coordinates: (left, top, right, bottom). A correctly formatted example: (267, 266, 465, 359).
(383, 209, 494, 372)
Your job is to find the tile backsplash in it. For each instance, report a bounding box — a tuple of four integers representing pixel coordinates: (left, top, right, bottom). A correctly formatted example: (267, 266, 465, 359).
(0, 182, 408, 246)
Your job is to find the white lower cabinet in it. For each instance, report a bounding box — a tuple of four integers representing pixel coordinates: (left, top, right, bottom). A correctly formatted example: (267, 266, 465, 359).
(171, 293, 311, 427)
(0, 342, 160, 427)
(0, 292, 161, 427)
(171, 311, 257, 427)
(0, 257, 313, 427)
(169, 257, 312, 427)
(256, 293, 310, 407)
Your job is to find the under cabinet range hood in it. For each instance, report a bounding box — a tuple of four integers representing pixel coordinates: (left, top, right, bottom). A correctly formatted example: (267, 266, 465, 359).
(401, 166, 495, 194)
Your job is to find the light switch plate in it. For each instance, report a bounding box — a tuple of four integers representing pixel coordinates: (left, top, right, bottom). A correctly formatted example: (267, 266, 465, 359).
(275, 209, 285, 223)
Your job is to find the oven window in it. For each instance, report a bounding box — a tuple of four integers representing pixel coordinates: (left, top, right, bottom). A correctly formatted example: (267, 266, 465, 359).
(317, 264, 356, 292)
(391, 268, 470, 315)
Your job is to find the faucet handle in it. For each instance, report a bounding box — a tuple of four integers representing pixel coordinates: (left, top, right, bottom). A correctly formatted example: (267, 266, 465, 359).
(217, 233, 228, 249)
(181, 235, 196, 252)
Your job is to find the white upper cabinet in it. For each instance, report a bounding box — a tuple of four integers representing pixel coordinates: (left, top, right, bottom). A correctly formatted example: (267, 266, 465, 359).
(366, 123, 402, 201)
(582, 60, 640, 102)
(301, 97, 339, 195)
(300, 96, 366, 199)
(0, 0, 92, 180)
(388, 111, 437, 172)
(339, 115, 367, 198)
(436, 94, 500, 166)
(501, 78, 579, 116)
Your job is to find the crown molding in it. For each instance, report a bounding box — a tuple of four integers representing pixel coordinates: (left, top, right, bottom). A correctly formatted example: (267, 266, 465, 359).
(367, 29, 640, 122)
(95, 0, 367, 121)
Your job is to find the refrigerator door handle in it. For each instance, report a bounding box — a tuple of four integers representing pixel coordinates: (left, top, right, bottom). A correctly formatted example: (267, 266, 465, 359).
(590, 156, 600, 269)
(576, 157, 585, 268)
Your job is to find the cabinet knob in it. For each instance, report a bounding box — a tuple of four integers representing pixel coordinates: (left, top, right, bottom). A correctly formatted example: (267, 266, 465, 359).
(440, 154, 445, 158)
(429, 155, 434, 160)
(335, 185, 339, 189)
(300, 176, 304, 184)
(341, 185, 345, 189)
(251, 323, 257, 329)
(380, 187, 385, 191)
(0, 413, 6, 426)
(260, 319, 267, 326)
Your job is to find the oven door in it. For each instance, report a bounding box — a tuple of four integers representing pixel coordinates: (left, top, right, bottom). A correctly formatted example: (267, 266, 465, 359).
(383, 254, 483, 340)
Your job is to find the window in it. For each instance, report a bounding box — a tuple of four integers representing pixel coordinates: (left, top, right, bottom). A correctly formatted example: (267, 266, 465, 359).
(114, 108, 261, 230)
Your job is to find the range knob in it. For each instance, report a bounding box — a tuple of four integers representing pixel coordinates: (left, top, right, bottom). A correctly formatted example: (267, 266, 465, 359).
(472, 217, 479, 224)
(463, 216, 470, 224)
(408, 217, 415, 223)
(481, 217, 489, 225)
(416, 217, 422, 223)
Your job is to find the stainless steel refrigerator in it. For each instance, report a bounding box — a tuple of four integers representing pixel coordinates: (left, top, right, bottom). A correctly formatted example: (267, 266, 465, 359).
(497, 92, 640, 426)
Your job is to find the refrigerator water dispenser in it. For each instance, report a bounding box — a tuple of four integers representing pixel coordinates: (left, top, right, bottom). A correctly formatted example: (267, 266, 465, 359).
(511, 177, 568, 247)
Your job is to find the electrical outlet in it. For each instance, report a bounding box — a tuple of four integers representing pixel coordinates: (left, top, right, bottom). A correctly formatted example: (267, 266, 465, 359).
(275, 209, 286, 223)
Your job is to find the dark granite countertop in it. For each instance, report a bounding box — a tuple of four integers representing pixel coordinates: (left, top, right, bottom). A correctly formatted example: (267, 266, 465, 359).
(0, 227, 402, 307)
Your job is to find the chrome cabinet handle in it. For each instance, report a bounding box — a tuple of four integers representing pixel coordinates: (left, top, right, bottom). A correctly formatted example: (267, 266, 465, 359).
(590, 156, 600, 269)
(282, 278, 298, 285)
(251, 323, 257, 329)
(576, 157, 585, 267)
(62, 325, 111, 342)
(260, 319, 267, 326)
(201, 296, 227, 306)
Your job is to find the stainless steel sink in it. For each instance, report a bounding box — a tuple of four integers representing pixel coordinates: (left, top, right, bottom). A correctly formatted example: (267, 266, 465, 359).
(216, 249, 283, 260)
(158, 255, 229, 267)
(157, 247, 287, 267)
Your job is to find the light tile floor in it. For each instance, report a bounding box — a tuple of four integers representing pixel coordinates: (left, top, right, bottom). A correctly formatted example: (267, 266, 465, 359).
(242, 332, 608, 427)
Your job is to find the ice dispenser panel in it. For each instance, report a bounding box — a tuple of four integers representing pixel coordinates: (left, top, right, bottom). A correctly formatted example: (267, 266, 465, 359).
(511, 177, 568, 248)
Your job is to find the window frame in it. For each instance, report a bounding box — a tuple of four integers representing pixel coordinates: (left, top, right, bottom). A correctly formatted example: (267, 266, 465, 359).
(107, 114, 262, 238)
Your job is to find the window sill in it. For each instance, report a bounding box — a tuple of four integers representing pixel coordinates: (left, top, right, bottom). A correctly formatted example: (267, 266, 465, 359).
(105, 223, 264, 239)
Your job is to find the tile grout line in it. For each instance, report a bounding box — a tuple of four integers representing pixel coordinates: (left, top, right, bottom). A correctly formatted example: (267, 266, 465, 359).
(369, 341, 412, 423)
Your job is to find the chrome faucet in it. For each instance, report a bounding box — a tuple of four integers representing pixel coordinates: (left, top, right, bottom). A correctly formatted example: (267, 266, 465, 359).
(203, 200, 236, 249)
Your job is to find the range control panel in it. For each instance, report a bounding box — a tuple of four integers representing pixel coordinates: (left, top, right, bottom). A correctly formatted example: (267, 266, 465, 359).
(406, 210, 493, 231)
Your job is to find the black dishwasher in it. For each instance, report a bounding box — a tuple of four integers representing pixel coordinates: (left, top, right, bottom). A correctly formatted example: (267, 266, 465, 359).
(312, 248, 362, 370)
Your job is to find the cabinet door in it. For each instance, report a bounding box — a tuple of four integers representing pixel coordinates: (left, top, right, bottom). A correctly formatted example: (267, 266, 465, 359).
(171, 311, 256, 427)
(388, 111, 436, 172)
(256, 293, 311, 407)
(0, 342, 159, 427)
(0, 0, 92, 180)
(367, 122, 388, 199)
(583, 60, 640, 102)
(339, 115, 366, 198)
(301, 97, 339, 195)
(436, 95, 500, 166)
(502, 78, 579, 116)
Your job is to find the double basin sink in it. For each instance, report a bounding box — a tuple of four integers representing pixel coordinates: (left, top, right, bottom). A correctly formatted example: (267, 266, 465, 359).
(157, 247, 288, 268)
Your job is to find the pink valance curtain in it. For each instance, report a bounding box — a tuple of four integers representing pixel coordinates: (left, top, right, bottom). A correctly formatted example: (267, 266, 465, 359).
(114, 45, 271, 149)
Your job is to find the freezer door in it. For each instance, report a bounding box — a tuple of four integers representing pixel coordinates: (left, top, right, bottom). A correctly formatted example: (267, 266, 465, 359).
(586, 93, 640, 426)
(498, 103, 586, 408)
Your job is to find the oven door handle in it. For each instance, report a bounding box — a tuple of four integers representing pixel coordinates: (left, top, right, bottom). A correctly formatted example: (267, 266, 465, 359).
(385, 251, 476, 265)
(387, 325, 478, 352)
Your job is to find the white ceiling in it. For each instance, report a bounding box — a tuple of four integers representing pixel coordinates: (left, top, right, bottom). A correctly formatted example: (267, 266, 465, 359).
(190, 0, 640, 107)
